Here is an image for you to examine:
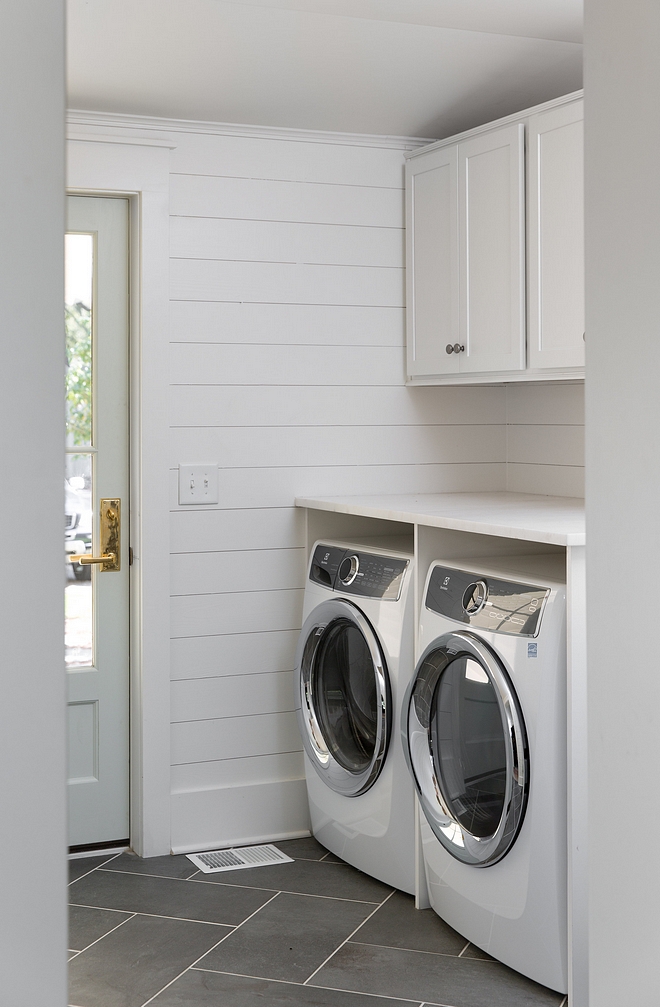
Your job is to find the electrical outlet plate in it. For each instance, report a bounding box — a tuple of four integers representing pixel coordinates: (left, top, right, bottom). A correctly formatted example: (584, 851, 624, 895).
(178, 464, 219, 505)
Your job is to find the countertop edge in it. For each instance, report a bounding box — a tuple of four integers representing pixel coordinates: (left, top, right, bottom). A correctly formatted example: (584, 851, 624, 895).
(295, 496, 586, 548)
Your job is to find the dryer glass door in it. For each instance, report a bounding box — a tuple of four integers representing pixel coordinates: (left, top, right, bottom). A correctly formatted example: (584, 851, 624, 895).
(295, 599, 390, 797)
(405, 631, 528, 866)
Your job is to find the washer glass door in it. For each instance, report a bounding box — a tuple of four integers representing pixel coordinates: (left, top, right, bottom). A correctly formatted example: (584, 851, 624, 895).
(296, 599, 390, 797)
(405, 632, 528, 866)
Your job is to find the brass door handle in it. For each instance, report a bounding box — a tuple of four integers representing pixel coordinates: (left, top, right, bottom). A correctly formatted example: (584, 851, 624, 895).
(68, 498, 121, 572)
(69, 553, 116, 565)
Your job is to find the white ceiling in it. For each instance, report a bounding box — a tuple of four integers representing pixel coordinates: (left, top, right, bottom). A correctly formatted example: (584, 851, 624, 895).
(67, 0, 583, 138)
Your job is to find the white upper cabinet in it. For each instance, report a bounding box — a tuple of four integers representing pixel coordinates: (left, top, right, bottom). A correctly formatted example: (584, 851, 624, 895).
(405, 92, 584, 384)
(458, 124, 525, 374)
(527, 100, 584, 371)
(406, 144, 459, 376)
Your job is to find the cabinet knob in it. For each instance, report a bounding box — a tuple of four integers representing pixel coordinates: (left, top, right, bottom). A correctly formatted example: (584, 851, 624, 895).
(445, 343, 465, 355)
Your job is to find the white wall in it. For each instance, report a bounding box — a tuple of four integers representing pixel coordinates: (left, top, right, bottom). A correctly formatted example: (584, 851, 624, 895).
(166, 125, 512, 851)
(506, 382, 585, 498)
(585, 1, 660, 1003)
(1, 3, 68, 1004)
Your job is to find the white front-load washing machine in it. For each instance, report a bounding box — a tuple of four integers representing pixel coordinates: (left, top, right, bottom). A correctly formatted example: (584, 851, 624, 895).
(403, 554, 567, 992)
(294, 539, 416, 894)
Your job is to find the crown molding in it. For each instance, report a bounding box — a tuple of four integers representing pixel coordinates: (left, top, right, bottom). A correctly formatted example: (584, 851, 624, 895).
(405, 89, 584, 159)
(67, 109, 436, 151)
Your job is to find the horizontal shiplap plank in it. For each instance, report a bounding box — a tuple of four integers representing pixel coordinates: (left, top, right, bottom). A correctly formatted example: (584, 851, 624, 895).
(169, 301, 405, 346)
(171, 589, 303, 639)
(171, 216, 403, 268)
(170, 778, 309, 853)
(506, 382, 585, 425)
(507, 424, 584, 467)
(169, 462, 507, 511)
(171, 629, 299, 681)
(507, 463, 585, 498)
(169, 424, 506, 469)
(171, 752, 304, 795)
(170, 132, 407, 188)
(169, 342, 405, 386)
(171, 710, 301, 764)
(170, 173, 404, 228)
(170, 258, 404, 307)
(170, 384, 506, 428)
(170, 507, 304, 554)
(171, 671, 295, 723)
(171, 548, 304, 597)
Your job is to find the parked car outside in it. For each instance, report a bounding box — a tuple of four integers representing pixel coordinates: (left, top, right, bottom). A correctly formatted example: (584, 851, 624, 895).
(65, 477, 92, 580)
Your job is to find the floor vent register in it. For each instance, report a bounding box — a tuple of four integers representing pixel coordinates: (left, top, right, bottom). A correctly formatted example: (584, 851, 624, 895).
(187, 843, 294, 874)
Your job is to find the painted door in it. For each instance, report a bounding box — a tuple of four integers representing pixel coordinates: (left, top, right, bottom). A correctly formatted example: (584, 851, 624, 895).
(458, 123, 526, 374)
(527, 100, 585, 370)
(405, 143, 459, 377)
(65, 195, 130, 847)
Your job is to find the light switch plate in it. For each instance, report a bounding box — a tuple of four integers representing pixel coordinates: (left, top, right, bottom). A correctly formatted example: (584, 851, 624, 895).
(178, 464, 219, 505)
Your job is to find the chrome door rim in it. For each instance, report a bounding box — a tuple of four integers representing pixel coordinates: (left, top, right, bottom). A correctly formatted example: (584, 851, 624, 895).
(294, 599, 390, 797)
(403, 631, 528, 866)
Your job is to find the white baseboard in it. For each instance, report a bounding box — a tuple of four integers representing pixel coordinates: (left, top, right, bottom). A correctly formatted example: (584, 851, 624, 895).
(170, 777, 310, 855)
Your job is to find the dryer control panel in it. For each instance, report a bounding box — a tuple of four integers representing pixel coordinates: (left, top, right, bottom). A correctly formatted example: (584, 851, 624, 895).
(310, 544, 409, 601)
(426, 564, 549, 637)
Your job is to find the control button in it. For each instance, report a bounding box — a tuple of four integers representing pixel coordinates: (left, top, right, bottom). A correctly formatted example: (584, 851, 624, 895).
(338, 554, 360, 586)
(462, 580, 488, 616)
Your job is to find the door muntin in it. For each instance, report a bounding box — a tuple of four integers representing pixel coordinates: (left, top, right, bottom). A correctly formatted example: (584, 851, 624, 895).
(295, 599, 391, 797)
(404, 631, 528, 866)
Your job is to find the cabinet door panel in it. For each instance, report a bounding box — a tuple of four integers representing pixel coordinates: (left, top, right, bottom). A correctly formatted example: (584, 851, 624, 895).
(406, 145, 459, 376)
(459, 124, 525, 373)
(528, 101, 584, 370)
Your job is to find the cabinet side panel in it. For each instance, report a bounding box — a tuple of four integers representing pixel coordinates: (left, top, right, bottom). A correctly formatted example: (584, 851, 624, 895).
(529, 103, 585, 370)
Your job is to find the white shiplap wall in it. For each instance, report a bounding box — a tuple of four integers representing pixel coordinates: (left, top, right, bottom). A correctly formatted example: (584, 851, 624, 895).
(505, 382, 585, 497)
(166, 126, 511, 852)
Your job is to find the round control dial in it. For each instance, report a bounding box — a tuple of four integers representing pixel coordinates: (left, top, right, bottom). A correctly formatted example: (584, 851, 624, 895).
(338, 554, 360, 586)
(462, 580, 488, 616)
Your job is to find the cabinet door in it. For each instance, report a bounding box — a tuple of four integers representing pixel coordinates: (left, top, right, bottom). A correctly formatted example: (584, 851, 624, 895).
(527, 100, 584, 370)
(406, 144, 459, 376)
(458, 123, 525, 373)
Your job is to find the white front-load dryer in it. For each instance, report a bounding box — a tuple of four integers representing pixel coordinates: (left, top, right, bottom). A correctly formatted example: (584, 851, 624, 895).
(294, 539, 416, 894)
(403, 554, 567, 993)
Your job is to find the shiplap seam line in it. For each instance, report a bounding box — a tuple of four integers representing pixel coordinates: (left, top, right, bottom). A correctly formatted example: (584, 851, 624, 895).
(171, 710, 297, 726)
(170, 214, 404, 230)
(170, 170, 404, 191)
(171, 257, 404, 271)
(169, 217, 404, 230)
(170, 750, 302, 766)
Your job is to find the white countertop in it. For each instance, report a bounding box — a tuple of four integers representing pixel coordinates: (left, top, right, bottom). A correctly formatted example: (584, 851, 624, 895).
(295, 492, 585, 547)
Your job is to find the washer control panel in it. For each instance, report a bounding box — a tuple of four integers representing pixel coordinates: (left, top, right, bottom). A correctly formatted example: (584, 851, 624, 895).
(310, 544, 409, 601)
(426, 564, 549, 637)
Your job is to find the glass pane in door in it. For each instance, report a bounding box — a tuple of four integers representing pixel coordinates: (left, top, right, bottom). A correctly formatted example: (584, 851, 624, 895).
(313, 619, 378, 773)
(65, 232, 94, 669)
(432, 656, 507, 838)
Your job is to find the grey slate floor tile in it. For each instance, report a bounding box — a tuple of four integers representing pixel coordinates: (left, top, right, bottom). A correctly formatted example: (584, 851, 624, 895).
(196, 891, 378, 984)
(274, 836, 330, 861)
(351, 891, 467, 955)
(69, 854, 120, 884)
(68, 913, 227, 1007)
(199, 857, 392, 903)
(149, 968, 423, 1006)
(461, 943, 496, 962)
(70, 869, 274, 925)
(310, 942, 564, 1007)
(69, 905, 133, 952)
(102, 851, 199, 880)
